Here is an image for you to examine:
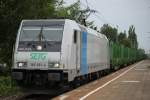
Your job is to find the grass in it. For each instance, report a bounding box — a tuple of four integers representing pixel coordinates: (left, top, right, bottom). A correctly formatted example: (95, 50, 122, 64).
(0, 76, 20, 96)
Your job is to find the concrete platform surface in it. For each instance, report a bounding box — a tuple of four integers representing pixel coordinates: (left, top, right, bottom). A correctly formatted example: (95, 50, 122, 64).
(52, 60, 150, 100)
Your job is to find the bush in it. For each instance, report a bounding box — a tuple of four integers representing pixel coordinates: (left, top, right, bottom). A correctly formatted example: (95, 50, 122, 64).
(0, 76, 19, 96)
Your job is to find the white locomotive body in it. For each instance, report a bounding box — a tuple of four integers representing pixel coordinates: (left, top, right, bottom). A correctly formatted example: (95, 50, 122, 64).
(12, 19, 110, 86)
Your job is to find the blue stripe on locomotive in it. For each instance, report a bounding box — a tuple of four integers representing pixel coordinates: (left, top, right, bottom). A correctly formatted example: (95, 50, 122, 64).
(80, 31, 88, 75)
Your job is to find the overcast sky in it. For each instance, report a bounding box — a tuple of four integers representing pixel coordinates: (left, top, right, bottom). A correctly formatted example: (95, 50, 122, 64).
(64, 0, 150, 53)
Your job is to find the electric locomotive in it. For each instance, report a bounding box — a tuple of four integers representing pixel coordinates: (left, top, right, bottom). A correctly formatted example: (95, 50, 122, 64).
(12, 19, 110, 87)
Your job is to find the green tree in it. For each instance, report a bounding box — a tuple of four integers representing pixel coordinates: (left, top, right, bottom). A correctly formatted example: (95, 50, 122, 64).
(0, 0, 56, 67)
(128, 25, 138, 49)
(118, 31, 131, 47)
(55, 1, 82, 21)
(118, 31, 126, 43)
(100, 24, 118, 42)
(55, 0, 95, 26)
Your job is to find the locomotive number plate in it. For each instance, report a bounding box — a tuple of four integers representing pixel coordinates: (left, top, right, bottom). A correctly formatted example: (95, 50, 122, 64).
(30, 63, 47, 67)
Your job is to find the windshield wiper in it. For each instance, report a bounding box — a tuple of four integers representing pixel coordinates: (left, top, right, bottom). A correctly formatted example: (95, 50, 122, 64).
(37, 26, 52, 46)
(38, 26, 45, 42)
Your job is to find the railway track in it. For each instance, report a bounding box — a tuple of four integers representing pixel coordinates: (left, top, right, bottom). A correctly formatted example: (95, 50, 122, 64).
(14, 73, 109, 100)
(17, 94, 54, 100)
(15, 85, 74, 100)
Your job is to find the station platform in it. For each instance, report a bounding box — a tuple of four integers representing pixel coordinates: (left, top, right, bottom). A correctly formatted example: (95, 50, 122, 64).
(53, 60, 150, 100)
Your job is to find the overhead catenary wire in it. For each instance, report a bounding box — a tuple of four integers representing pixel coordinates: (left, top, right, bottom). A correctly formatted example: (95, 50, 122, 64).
(84, 0, 110, 23)
(79, 0, 123, 31)
(85, 0, 89, 9)
(79, 0, 110, 24)
(86, 1, 124, 31)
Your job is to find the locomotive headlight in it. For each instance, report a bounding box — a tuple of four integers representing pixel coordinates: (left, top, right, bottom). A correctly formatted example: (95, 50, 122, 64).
(18, 62, 23, 67)
(48, 62, 63, 68)
(37, 45, 42, 50)
(17, 62, 27, 67)
(54, 63, 60, 68)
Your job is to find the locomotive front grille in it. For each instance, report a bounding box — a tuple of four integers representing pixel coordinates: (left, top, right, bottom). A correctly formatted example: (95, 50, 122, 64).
(48, 73, 60, 81)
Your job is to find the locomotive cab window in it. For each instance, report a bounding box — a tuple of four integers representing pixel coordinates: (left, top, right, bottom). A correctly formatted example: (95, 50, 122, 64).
(18, 25, 64, 52)
(19, 26, 63, 42)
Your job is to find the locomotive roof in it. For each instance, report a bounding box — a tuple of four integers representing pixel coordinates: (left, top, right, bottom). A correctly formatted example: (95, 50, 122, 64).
(21, 19, 108, 40)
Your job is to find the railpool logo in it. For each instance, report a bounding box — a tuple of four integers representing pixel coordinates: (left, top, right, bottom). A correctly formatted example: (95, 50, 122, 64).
(30, 53, 48, 60)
